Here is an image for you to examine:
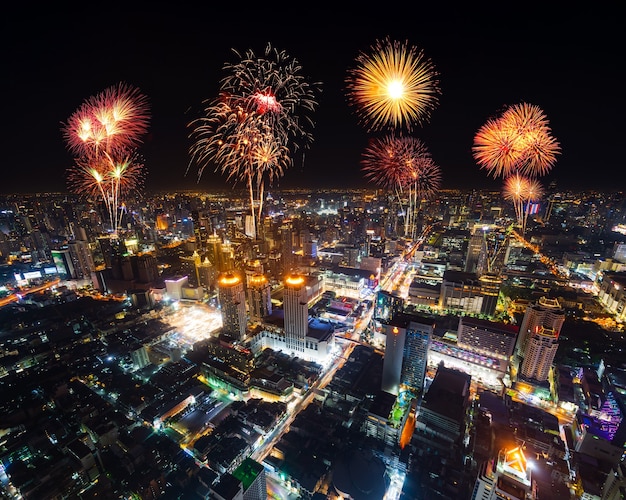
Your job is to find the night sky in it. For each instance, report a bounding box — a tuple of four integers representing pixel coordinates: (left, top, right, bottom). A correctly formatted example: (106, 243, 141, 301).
(4, 4, 624, 194)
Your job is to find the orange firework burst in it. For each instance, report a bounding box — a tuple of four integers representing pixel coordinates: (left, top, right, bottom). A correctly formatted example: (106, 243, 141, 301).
(473, 102, 560, 179)
(503, 173, 530, 203)
(346, 37, 441, 132)
(502, 173, 544, 235)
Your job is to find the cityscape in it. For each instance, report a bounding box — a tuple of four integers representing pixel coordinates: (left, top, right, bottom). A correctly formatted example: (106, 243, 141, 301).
(0, 186, 625, 499)
(3, 6, 625, 500)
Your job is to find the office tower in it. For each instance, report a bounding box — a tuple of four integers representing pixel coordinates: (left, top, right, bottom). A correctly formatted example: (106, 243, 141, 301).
(198, 257, 218, 291)
(67, 240, 96, 280)
(247, 273, 272, 322)
(381, 323, 406, 395)
(207, 232, 225, 272)
(283, 273, 308, 355)
(191, 209, 211, 251)
(221, 240, 235, 272)
(471, 447, 534, 500)
(179, 251, 201, 287)
(402, 319, 433, 393)
(465, 230, 487, 275)
(515, 296, 565, 360)
(280, 222, 295, 273)
(217, 272, 247, 341)
(135, 253, 160, 284)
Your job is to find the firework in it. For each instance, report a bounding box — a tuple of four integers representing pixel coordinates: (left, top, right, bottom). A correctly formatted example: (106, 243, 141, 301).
(63, 82, 150, 235)
(472, 118, 523, 179)
(188, 43, 320, 238)
(473, 102, 560, 179)
(63, 82, 150, 158)
(361, 135, 413, 190)
(361, 134, 439, 237)
(412, 157, 442, 201)
(346, 37, 440, 132)
(502, 174, 544, 235)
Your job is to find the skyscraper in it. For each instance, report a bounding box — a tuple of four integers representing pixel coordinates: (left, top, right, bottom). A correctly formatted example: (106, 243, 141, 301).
(520, 326, 560, 382)
(515, 297, 565, 360)
(247, 273, 272, 322)
(402, 319, 433, 393)
(381, 323, 406, 395)
(217, 272, 247, 341)
(283, 273, 308, 355)
(515, 297, 565, 383)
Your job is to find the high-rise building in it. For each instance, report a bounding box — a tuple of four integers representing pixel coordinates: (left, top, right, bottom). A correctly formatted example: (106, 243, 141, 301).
(465, 230, 487, 275)
(217, 272, 247, 341)
(520, 326, 559, 382)
(247, 273, 272, 322)
(515, 296, 565, 360)
(207, 232, 225, 273)
(402, 319, 433, 393)
(280, 222, 295, 274)
(283, 273, 308, 355)
(67, 240, 96, 280)
(471, 446, 534, 500)
(381, 323, 406, 395)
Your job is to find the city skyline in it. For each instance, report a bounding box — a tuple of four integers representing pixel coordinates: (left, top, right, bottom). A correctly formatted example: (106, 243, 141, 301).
(4, 5, 624, 195)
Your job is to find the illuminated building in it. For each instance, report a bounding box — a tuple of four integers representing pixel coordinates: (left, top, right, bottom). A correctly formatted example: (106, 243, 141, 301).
(439, 270, 501, 317)
(218, 272, 247, 341)
(457, 316, 518, 362)
(280, 221, 295, 274)
(597, 272, 626, 323)
(520, 325, 559, 382)
(131, 344, 150, 370)
(197, 257, 218, 291)
(402, 319, 433, 393)
(375, 290, 404, 322)
(247, 273, 272, 322)
(515, 297, 565, 373)
(464, 230, 487, 275)
(250, 274, 334, 363)
(207, 232, 226, 273)
(283, 273, 308, 354)
(471, 446, 534, 500)
(179, 251, 201, 287)
(381, 313, 434, 394)
(164, 276, 188, 301)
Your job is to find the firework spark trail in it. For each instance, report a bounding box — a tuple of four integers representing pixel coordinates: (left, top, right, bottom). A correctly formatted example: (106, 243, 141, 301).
(346, 37, 441, 132)
(502, 173, 544, 235)
(63, 83, 150, 235)
(188, 43, 320, 239)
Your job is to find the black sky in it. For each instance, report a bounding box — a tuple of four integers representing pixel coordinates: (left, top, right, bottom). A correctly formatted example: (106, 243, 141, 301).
(3, 4, 624, 194)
